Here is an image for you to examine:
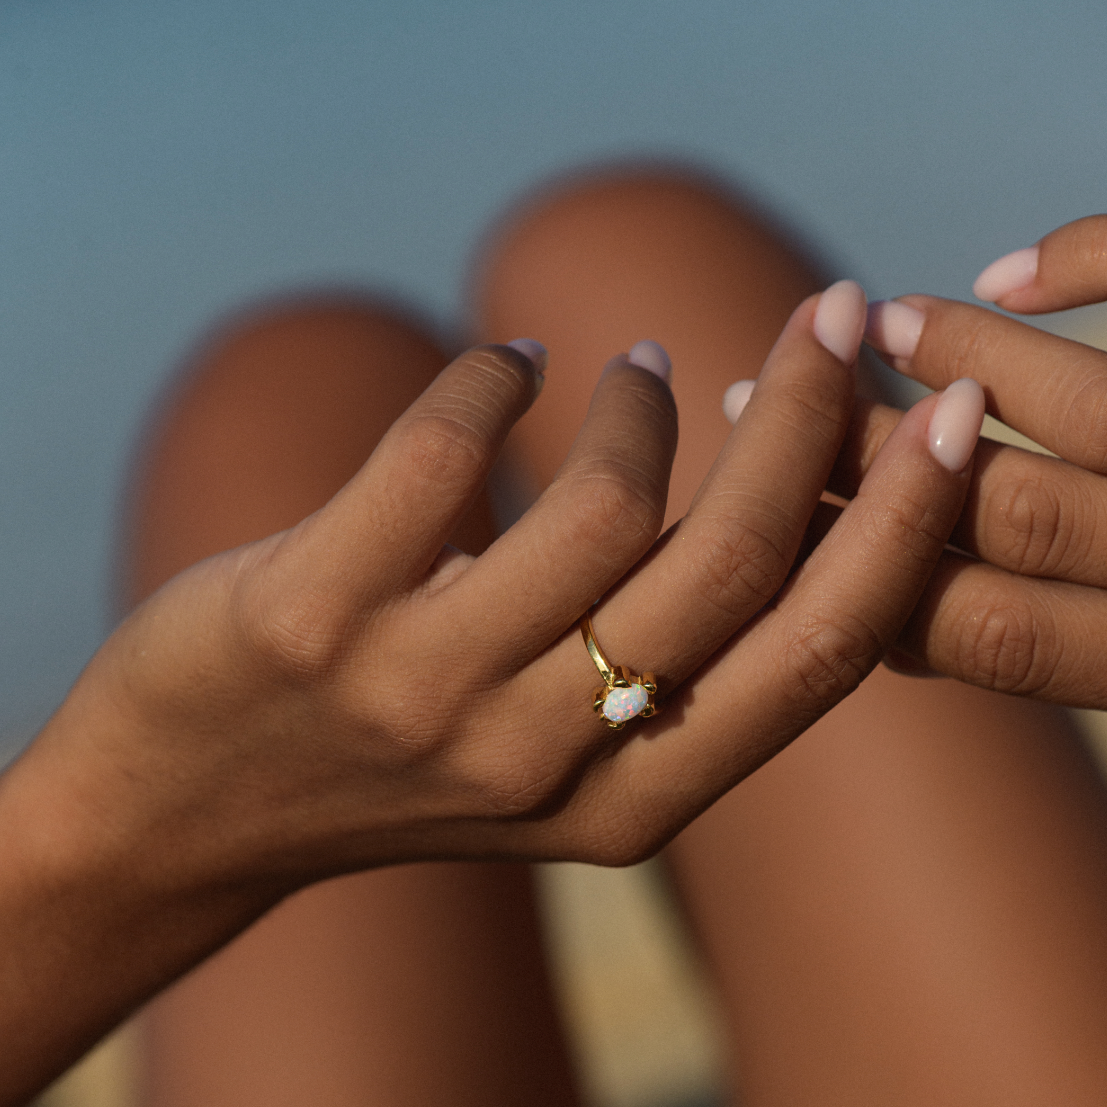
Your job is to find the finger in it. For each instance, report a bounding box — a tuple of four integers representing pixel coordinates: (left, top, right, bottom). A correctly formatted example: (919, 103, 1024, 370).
(636, 380, 981, 823)
(443, 350, 678, 668)
(828, 400, 1107, 589)
(471, 283, 865, 777)
(895, 554, 1107, 709)
(865, 296, 1107, 473)
(277, 342, 544, 601)
(573, 282, 867, 694)
(971, 214, 1107, 314)
(544, 379, 985, 863)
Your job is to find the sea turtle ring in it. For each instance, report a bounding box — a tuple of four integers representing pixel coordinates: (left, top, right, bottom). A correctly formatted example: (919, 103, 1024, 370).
(579, 611, 658, 729)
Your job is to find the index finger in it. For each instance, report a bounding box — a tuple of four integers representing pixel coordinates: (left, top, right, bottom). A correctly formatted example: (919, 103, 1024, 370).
(971, 214, 1107, 314)
(865, 296, 1107, 474)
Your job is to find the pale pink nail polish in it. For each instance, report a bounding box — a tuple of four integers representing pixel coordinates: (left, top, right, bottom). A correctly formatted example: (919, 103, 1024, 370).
(865, 300, 924, 360)
(628, 339, 672, 383)
(928, 378, 985, 472)
(972, 246, 1039, 302)
(507, 338, 548, 374)
(722, 380, 755, 424)
(812, 279, 867, 364)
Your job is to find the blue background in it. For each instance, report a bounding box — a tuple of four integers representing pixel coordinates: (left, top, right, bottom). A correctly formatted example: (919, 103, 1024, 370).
(2, 0, 1106, 757)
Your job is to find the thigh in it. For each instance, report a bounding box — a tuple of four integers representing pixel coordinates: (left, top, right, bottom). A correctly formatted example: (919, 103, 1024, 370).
(473, 164, 1107, 1105)
(668, 670, 1107, 1106)
(131, 299, 578, 1107)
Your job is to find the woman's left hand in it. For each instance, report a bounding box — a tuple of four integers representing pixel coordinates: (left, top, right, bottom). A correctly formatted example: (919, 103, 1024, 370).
(844, 214, 1107, 707)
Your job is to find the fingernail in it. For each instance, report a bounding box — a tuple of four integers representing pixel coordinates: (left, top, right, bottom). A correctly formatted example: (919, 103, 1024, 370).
(813, 279, 867, 364)
(627, 339, 672, 383)
(928, 378, 985, 472)
(722, 380, 755, 424)
(507, 338, 548, 375)
(972, 245, 1039, 302)
(865, 300, 924, 360)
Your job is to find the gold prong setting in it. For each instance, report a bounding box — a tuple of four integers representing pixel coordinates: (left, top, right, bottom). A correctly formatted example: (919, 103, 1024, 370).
(580, 614, 659, 729)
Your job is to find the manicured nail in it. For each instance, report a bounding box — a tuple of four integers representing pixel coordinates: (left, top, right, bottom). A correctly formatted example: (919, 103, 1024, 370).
(972, 246, 1039, 302)
(628, 339, 672, 383)
(722, 380, 755, 424)
(928, 378, 985, 472)
(507, 338, 548, 374)
(812, 279, 867, 364)
(865, 300, 924, 360)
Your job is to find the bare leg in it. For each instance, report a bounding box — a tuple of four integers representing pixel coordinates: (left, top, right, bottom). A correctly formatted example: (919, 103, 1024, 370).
(474, 166, 1107, 1105)
(130, 300, 579, 1107)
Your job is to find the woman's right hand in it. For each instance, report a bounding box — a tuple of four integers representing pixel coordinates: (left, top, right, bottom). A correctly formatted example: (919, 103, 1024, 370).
(2, 280, 983, 1106)
(11, 284, 979, 887)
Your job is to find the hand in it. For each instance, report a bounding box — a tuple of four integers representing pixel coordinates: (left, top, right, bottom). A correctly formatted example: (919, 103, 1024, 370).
(849, 214, 1107, 707)
(2, 282, 984, 1103)
(11, 283, 977, 884)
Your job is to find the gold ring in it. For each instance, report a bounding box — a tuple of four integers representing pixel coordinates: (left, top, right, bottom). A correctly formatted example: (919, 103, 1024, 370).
(580, 612, 658, 729)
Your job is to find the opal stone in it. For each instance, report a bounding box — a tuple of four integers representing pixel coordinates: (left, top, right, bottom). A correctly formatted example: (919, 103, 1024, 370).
(602, 684, 648, 724)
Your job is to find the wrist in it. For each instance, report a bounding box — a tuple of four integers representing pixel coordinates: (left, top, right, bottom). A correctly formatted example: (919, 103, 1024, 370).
(0, 667, 288, 1104)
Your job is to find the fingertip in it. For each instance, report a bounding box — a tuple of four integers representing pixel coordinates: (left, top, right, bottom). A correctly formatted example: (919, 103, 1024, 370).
(507, 337, 548, 375)
(865, 300, 924, 360)
(972, 245, 1039, 303)
(813, 279, 867, 364)
(722, 380, 755, 424)
(927, 378, 986, 472)
(628, 339, 673, 383)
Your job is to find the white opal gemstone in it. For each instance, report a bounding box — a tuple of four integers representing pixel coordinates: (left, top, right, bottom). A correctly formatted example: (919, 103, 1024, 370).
(602, 684, 648, 724)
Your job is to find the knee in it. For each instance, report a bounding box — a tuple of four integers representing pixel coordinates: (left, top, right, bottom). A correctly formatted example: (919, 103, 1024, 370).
(131, 297, 450, 562)
(184, 297, 447, 416)
(472, 163, 824, 331)
(139, 296, 452, 491)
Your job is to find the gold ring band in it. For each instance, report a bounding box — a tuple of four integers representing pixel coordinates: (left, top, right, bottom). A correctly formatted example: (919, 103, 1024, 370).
(580, 612, 658, 729)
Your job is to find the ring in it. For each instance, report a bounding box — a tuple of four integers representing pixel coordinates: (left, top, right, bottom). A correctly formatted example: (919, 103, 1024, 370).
(580, 612, 658, 729)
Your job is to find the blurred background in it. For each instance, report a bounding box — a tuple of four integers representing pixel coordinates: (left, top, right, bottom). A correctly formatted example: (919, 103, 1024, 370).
(7, 1, 1107, 1105)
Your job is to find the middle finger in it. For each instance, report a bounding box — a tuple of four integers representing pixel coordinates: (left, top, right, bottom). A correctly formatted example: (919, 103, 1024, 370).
(828, 400, 1107, 589)
(867, 295, 1107, 474)
(582, 282, 866, 689)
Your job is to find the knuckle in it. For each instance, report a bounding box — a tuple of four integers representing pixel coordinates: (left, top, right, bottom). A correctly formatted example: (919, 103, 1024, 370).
(379, 707, 451, 758)
(399, 412, 491, 492)
(236, 561, 353, 682)
(985, 474, 1081, 578)
(252, 597, 349, 679)
(860, 490, 948, 574)
(690, 513, 792, 616)
(360, 669, 479, 763)
(562, 462, 664, 556)
(778, 614, 880, 710)
(954, 600, 1057, 696)
(580, 835, 659, 869)
(552, 778, 674, 868)
(470, 755, 573, 819)
(1059, 371, 1107, 473)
